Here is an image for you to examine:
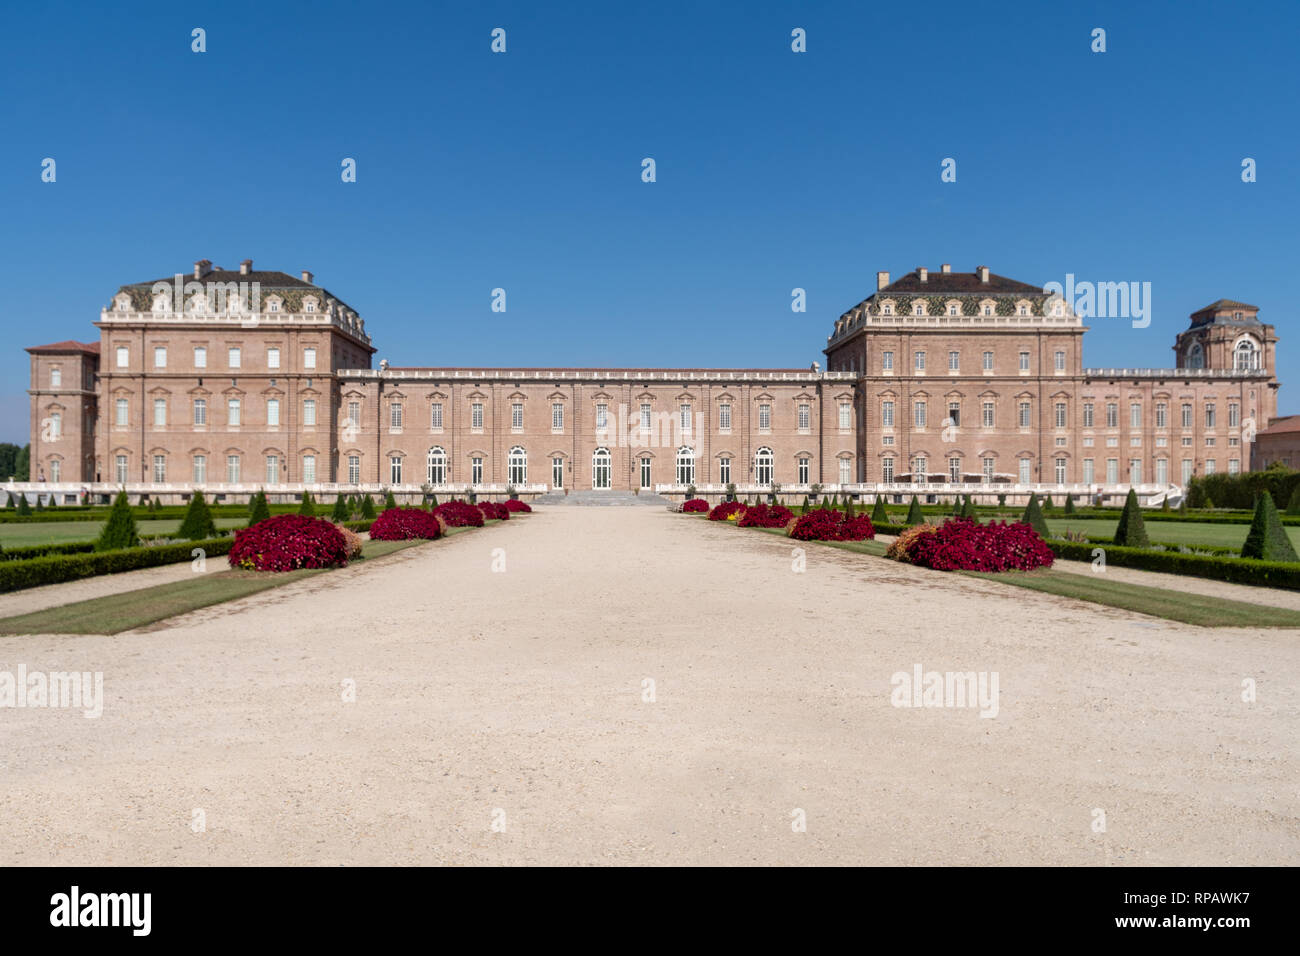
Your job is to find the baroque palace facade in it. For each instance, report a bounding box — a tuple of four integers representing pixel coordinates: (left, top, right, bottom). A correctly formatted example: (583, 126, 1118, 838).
(21, 259, 1280, 498)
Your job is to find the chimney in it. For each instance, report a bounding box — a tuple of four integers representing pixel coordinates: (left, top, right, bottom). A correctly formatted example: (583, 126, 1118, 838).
(977, 265, 990, 283)
(876, 271, 890, 291)
(193, 259, 212, 279)
(301, 270, 314, 284)
(918, 267, 928, 283)
(239, 259, 252, 275)
(941, 263, 951, 274)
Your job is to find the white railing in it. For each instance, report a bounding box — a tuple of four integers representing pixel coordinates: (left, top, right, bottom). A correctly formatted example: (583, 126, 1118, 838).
(1082, 367, 1267, 379)
(1, 480, 548, 503)
(345, 368, 857, 382)
(656, 481, 1182, 505)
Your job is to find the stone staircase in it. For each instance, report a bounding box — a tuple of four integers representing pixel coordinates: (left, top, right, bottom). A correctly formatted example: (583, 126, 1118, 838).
(531, 489, 672, 507)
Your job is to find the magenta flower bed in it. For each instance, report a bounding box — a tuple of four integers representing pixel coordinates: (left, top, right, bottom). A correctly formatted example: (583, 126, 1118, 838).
(228, 514, 351, 572)
(504, 499, 532, 513)
(737, 503, 794, 528)
(682, 498, 709, 513)
(477, 501, 510, 520)
(789, 509, 876, 541)
(707, 501, 746, 521)
(369, 506, 444, 541)
(904, 518, 1054, 572)
(433, 500, 486, 527)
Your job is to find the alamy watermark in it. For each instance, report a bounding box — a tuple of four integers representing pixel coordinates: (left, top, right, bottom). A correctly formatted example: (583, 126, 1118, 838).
(1043, 274, 1151, 329)
(1, 665, 103, 718)
(891, 664, 999, 718)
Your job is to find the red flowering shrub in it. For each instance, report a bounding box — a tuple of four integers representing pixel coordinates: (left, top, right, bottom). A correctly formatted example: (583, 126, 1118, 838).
(903, 518, 1054, 572)
(477, 501, 510, 521)
(434, 500, 485, 527)
(228, 514, 350, 572)
(737, 503, 794, 528)
(789, 509, 876, 541)
(708, 500, 746, 521)
(369, 506, 444, 541)
(504, 499, 532, 513)
(682, 498, 709, 513)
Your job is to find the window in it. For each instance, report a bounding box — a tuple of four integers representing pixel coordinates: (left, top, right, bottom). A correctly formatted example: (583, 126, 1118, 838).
(914, 456, 928, 484)
(882, 400, 895, 427)
(1129, 459, 1141, 484)
(268, 300, 280, 313)
(718, 457, 730, 485)
(1054, 351, 1065, 371)
(982, 401, 994, 428)
(1083, 403, 1094, 428)
(472, 403, 484, 429)
(676, 446, 695, 485)
(513, 402, 524, 430)
(1130, 403, 1141, 428)
(1181, 459, 1193, 484)
(1019, 459, 1032, 484)
(645, 457, 656, 487)
(305, 301, 316, 314)
(267, 348, 280, 370)
(390, 456, 403, 484)
(948, 457, 961, 483)
(154, 347, 167, 369)
(839, 457, 851, 485)
(266, 455, 279, 484)
(303, 348, 317, 369)
(914, 351, 926, 372)
(302, 455, 316, 484)
(754, 447, 774, 486)
(348, 401, 361, 428)
(1229, 458, 1241, 475)
(1019, 401, 1031, 428)
(1083, 459, 1094, 484)
(1155, 403, 1167, 428)
(228, 347, 241, 369)
(193, 455, 206, 484)
(1233, 340, 1259, 370)
(427, 446, 446, 484)
(914, 400, 927, 428)
(799, 457, 810, 484)
(1205, 404, 1216, 428)
(982, 351, 993, 371)
(115, 455, 128, 484)
(553, 457, 564, 489)
(388, 402, 404, 430)
(718, 403, 731, 430)
(680, 404, 692, 432)
(50, 367, 61, 388)
(471, 457, 483, 484)
(48, 411, 61, 439)
(1105, 458, 1118, 484)
(798, 403, 810, 430)
(348, 455, 361, 484)
(1105, 403, 1118, 428)
(983, 458, 995, 483)
(303, 399, 316, 426)
(228, 398, 241, 426)
(1055, 402, 1066, 428)
(153, 455, 166, 482)
(838, 402, 851, 429)
(194, 346, 206, 368)
(1052, 458, 1065, 483)
(882, 457, 895, 483)
(508, 446, 527, 484)
(1228, 403, 1240, 428)
(948, 351, 960, 371)
(759, 404, 771, 430)
(947, 401, 960, 427)
(154, 398, 167, 427)
(227, 455, 241, 484)
(552, 403, 564, 430)
(116, 346, 129, 368)
(267, 399, 280, 427)
(1156, 459, 1168, 484)
(881, 351, 894, 372)
(594, 403, 609, 430)
(1181, 403, 1193, 428)
(640, 403, 653, 430)
(115, 398, 128, 426)
(1019, 351, 1030, 372)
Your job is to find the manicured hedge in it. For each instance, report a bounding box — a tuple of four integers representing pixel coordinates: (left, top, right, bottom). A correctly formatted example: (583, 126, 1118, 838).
(1187, 470, 1300, 511)
(1048, 540, 1300, 590)
(0, 541, 97, 561)
(0, 536, 235, 593)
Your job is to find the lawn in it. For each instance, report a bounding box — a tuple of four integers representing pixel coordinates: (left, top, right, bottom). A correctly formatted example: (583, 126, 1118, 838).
(1041, 517, 1300, 551)
(0, 517, 247, 548)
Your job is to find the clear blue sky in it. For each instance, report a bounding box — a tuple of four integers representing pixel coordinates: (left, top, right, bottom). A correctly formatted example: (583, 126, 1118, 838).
(2, 0, 1296, 443)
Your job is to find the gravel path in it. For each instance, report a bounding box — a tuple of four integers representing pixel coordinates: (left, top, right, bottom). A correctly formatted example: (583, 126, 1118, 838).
(0, 508, 1295, 865)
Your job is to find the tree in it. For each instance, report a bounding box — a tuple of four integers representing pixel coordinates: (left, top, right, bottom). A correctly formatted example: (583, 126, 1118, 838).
(429, 494, 439, 509)
(360, 495, 377, 519)
(96, 491, 140, 551)
(1020, 494, 1051, 539)
(1178, 496, 1188, 515)
(1064, 495, 1076, 515)
(1286, 484, 1300, 516)
(299, 491, 317, 516)
(905, 495, 923, 525)
(1112, 488, 1150, 548)
(871, 497, 889, 525)
(17, 494, 31, 516)
(4, 491, 13, 509)
(384, 490, 397, 510)
(997, 493, 1007, 508)
(331, 494, 350, 522)
(962, 495, 977, 520)
(0, 442, 22, 479)
(1241, 491, 1298, 561)
(801, 493, 811, 510)
(177, 491, 217, 541)
(248, 491, 270, 526)
(845, 496, 856, 518)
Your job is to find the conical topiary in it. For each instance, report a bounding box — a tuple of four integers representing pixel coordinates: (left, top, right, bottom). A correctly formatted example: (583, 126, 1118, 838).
(1241, 491, 1298, 561)
(360, 495, 377, 520)
(1112, 488, 1150, 548)
(1064, 495, 1076, 515)
(177, 491, 217, 541)
(385, 490, 397, 510)
(5, 492, 14, 509)
(298, 491, 317, 516)
(845, 496, 856, 518)
(802, 494, 811, 511)
(96, 491, 140, 552)
(331, 494, 350, 522)
(1286, 484, 1300, 516)
(17, 494, 32, 516)
(248, 490, 270, 526)
(871, 497, 889, 525)
(905, 495, 923, 525)
(1020, 493, 1051, 539)
(1178, 496, 1188, 514)
(962, 495, 977, 520)
(430, 494, 439, 508)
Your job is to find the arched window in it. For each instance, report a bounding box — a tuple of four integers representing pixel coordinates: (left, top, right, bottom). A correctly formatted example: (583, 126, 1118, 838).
(1234, 339, 1260, 370)
(675, 446, 695, 486)
(1187, 342, 1204, 369)
(754, 446, 774, 486)
(426, 446, 446, 484)
(508, 446, 527, 485)
(591, 447, 611, 489)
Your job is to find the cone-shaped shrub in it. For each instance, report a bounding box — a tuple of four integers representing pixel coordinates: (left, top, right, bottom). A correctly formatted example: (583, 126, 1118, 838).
(1286, 484, 1300, 516)
(178, 491, 217, 541)
(1241, 491, 1298, 561)
(1064, 495, 1076, 515)
(845, 496, 856, 518)
(1204, 495, 1215, 510)
(802, 493, 811, 510)
(248, 491, 270, 526)
(871, 497, 889, 525)
(1112, 488, 1150, 548)
(5, 492, 14, 509)
(384, 490, 397, 510)
(298, 491, 317, 517)
(17, 494, 31, 516)
(1020, 493, 1050, 539)
(905, 495, 923, 525)
(429, 493, 439, 508)
(331, 494, 350, 522)
(1161, 495, 1171, 511)
(1178, 496, 1188, 514)
(360, 495, 377, 520)
(962, 495, 977, 520)
(95, 491, 140, 552)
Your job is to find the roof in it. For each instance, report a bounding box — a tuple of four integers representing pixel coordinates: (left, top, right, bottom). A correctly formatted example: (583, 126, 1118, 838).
(1192, 299, 1258, 315)
(879, 269, 1043, 295)
(26, 340, 100, 355)
(119, 267, 361, 315)
(1256, 415, 1300, 436)
(1189, 298, 1262, 328)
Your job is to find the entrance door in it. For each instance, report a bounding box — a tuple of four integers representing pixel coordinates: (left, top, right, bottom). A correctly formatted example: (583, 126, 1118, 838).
(592, 448, 611, 489)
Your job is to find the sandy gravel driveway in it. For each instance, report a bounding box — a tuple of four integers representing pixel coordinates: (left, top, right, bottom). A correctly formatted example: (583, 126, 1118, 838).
(1, 507, 1296, 865)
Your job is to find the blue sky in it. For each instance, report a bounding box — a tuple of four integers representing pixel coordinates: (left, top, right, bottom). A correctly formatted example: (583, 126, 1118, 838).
(1, 0, 1296, 443)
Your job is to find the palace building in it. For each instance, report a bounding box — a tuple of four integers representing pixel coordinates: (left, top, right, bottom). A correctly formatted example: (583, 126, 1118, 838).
(19, 259, 1280, 500)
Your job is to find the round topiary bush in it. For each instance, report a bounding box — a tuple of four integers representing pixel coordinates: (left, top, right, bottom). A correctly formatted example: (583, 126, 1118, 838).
(900, 517, 1054, 572)
(503, 499, 532, 513)
(228, 514, 351, 572)
(433, 500, 485, 527)
(788, 509, 875, 541)
(368, 506, 445, 541)
(737, 503, 794, 528)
